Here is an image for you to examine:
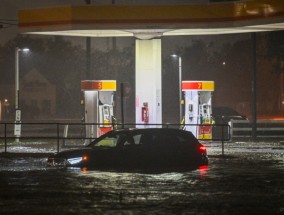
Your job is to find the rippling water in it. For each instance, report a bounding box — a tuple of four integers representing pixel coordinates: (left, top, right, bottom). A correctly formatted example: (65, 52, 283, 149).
(0, 144, 283, 214)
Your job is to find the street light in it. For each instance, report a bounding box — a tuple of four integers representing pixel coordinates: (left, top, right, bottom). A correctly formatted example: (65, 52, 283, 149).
(171, 54, 183, 124)
(14, 47, 30, 142)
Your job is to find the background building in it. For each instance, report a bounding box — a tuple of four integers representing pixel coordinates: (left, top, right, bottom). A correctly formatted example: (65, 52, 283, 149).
(20, 68, 56, 119)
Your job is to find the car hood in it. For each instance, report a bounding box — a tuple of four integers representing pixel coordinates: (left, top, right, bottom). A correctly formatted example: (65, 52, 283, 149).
(52, 147, 93, 159)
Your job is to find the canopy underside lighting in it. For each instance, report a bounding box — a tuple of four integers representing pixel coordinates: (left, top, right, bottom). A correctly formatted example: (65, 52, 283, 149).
(18, 0, 284, 38)
(25, 23, 284, 39)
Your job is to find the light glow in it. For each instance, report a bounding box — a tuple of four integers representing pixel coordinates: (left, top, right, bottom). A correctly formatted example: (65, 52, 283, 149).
(199, 146, 207, 152)
(67, 157, 83, 165)
(21, 48, 30, 52)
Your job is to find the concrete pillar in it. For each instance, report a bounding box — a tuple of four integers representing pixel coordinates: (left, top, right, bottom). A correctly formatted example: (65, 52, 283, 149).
(135, 39, 162, 126)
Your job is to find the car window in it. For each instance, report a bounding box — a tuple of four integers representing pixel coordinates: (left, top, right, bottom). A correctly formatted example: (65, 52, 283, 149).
(177, 133, 188, 144)
(139, 133, 153, 145)
(177, 131, 198, 145)
(123, 136, 134, 146)
(138, 131, 179, 146)
(133, 134, 142, 145)
(152, 133, 163, 144)
(133, 130, 183, 146)
(154, 131, 179, 145)
(89, 129, 198, 148)
(165, 133, 179, 145)
(122, 134, 142, 146)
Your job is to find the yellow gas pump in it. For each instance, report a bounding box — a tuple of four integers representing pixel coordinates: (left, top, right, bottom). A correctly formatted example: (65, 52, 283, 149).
(182, 81, 214, 140)
(81, 80, 116, 141)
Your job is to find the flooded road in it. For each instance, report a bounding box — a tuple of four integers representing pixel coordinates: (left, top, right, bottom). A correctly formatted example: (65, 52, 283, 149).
(0, 142, 283, 214)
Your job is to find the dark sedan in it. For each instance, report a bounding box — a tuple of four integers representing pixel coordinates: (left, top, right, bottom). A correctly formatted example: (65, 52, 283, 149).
(212, 107, 248, 124)
(47, 128, 208, 172)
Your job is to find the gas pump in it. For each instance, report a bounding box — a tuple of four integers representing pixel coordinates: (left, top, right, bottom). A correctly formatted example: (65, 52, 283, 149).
(81, 80, 116, 143)
(182, 81, 214, 140)
(99, 104, 113, 126)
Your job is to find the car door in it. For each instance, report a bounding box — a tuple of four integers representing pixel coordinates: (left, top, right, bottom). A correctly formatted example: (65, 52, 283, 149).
(90, 132, 126, 169)
(119, 132, 146, 169)
(154, 130, 181, 167)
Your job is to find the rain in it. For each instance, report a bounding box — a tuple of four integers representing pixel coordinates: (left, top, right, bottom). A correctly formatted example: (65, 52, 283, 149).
(0, 1, 284, 214)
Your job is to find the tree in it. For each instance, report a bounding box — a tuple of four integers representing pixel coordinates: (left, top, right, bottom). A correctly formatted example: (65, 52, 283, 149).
(266, 31, 284, 74)
(162, 37, 253, 119)
(0, 35, 85, 119)
(90, 43, 136, 123)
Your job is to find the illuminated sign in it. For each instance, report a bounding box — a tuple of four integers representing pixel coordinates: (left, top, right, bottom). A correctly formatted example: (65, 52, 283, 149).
(81, 80, 116, 91)
(182, 81, 214, 91)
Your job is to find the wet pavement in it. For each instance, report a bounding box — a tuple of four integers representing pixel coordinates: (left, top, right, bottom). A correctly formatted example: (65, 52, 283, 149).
(0, 141, 283, 215)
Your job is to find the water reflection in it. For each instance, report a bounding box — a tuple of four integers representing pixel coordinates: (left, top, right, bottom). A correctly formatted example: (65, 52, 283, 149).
(67, 168, 205, 205)
(198, 165, 208, 178)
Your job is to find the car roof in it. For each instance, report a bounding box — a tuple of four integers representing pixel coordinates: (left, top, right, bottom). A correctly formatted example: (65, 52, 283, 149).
(108, 128, 197, 138)
(88, 128, 198, 147)
(112, 128, 187, 133)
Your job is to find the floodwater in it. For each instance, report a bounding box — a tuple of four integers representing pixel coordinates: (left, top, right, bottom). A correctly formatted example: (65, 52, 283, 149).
(0, 142, 283, 215)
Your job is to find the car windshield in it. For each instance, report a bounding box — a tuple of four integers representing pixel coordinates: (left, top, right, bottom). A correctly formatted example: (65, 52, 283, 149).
(88, 132, 127, 148)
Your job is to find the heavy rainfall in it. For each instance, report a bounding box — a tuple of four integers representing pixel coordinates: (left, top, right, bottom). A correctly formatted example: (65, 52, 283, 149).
(1, 0, 284, 215)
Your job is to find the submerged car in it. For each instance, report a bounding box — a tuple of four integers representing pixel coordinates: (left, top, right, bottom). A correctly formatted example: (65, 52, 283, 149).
(212, 107, 248, 124)
(47, 128, 208, 172)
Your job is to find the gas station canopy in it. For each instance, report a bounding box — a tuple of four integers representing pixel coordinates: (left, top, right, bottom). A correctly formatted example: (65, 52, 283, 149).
(18, 0, 284, 38)
(17, 0, 284, 134)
